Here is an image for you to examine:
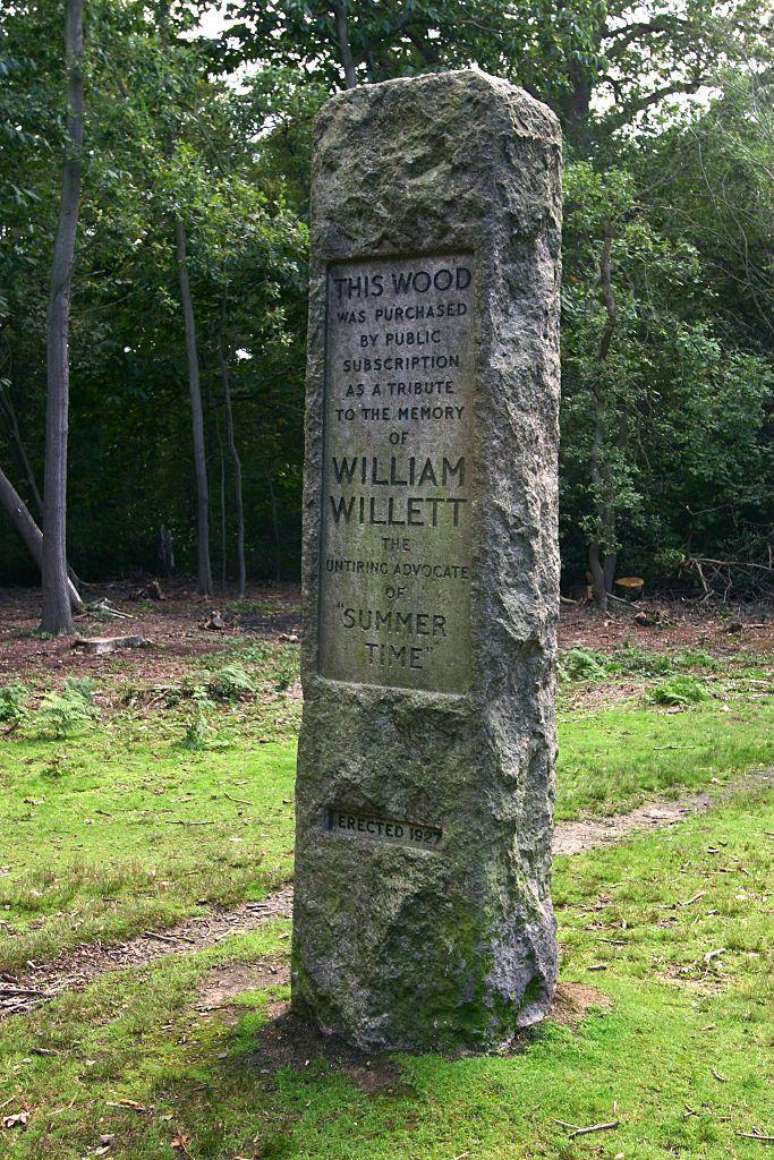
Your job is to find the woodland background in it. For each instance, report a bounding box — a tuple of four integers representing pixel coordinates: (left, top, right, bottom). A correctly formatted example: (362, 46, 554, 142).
(1, 0, 772, 610)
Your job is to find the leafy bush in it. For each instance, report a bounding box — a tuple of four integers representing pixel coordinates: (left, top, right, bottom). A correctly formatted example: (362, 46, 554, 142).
(206, 663, 256, 702)
(560, 644, 725, 685)
(34, 679, 99, 738)
(649, 676, 712, 706)
(0, 682, 29, 727)
(607, 646, 673, 676)
(65, 676, 98, 700)
(559, 648, 607, 681)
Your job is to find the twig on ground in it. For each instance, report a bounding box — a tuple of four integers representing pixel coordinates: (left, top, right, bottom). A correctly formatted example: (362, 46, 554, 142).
(163, 819, 214, 826)
(736, 1130, 774, 1142)
(224, 793, 252, 807)
(143, 931, 195, 946)
(0, 986, 49, 998)
(569, 1120, 620, 1139)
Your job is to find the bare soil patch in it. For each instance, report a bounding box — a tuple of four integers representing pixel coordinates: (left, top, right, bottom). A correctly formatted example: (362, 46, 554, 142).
(549, 982, 613, 1028)
(249, 1010, 409, 1092)
(194, 960, 288, 1025)
(558, 600, 773, 655)
(0, 582, 302, 684)
(2, 585, 770, 686)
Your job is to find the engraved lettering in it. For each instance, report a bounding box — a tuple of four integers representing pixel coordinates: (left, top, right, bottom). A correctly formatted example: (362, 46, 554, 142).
(320, 254, 474, 693)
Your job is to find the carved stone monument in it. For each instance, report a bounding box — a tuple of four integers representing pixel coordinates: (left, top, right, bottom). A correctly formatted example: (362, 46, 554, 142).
(292, 69, 562, 1051)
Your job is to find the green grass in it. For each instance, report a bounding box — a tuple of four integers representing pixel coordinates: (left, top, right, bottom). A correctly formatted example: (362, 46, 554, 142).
(556, 699, 773, 819)
(1, 640, 771, 971)
(0, 790, 770, 1158)
(0, 732, 296, 972)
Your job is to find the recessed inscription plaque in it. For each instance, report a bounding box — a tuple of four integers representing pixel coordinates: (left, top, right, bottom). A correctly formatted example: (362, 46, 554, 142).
(319, 253, 475, 693)
(326, 808, 443, 849)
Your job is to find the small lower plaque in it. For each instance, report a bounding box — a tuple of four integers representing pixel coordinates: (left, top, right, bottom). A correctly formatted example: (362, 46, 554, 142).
(326, 808, 442, 849)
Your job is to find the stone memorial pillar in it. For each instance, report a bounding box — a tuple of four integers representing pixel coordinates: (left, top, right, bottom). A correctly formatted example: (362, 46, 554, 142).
(292, 69, 562, 1051)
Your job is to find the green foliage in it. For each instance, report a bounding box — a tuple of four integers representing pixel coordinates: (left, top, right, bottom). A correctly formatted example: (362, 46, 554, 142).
(558, 647, 607, 681)
(560, 644, 724, 683)
(649, 675, 713, 706)
(0, 682, 29, 726)
(0, 0, 771, 590)
(180, 705, 213, 751)
(33, 678, 98, 739)
(206, 663, 256, 702)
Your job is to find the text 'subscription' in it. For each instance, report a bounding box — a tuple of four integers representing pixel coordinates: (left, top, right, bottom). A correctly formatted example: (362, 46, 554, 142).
(319, 254, 475, 693)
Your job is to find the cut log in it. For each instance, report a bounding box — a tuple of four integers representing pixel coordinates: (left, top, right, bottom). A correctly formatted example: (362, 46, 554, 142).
(72, 635, 151, 655)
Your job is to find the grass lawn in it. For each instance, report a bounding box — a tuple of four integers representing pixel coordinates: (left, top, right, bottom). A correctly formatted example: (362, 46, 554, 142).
(0, 786, 770, 1158)
(0, 644, 771, 971)
(556, 699, 773, 818)
(0, 637, 771, 1156)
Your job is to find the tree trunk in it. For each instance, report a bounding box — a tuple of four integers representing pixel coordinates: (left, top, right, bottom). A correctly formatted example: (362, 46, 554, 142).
(0, 387, 83, 590)
(208, 376, 227, 591)
(332, 1, 357, 89)
(0, 386, 44, 515)
(175, 217, 213, 596)
(268, 476, 281, 583)
(159, 524, 175, 575)
(1, 465, 81, 609)
(219, 433, 227, 591)
(217, 320, 246, 599)
(588, 226, 619, 611)
(40, 0, 84, 635)
(588, 540, 607, 612)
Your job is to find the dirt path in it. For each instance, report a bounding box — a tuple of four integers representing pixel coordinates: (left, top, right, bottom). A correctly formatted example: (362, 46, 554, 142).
(0, 888, 293, 1021)
(1, 771, 770, 1021)
(553, 767, 772, 855)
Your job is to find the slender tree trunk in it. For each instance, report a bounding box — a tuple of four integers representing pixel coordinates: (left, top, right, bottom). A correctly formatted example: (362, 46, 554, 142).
(40, 0, 83, 634)
(0, 387, 44, 515)
(1, 386, 83, 590)
(268, 476, 281, 583)
(217, 320, 246, 599)
(208, 379, 228, 591)
(588, 227, 619, 611)
(219, 440, 227, 591)
(175, 217, 213, 596)
(1, 465, 81, 609)
(332, 1, 357, 88)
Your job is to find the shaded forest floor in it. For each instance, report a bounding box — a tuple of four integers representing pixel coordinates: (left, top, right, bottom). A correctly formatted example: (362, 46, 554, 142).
(0, 585, 772, 1157)
(1, 581, 772, 682)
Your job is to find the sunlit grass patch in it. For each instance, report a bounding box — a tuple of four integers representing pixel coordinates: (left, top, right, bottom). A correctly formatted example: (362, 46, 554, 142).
(0, 795, 770, 1159)
(0, 732, 296, 972)
(556, 698, 773, 818)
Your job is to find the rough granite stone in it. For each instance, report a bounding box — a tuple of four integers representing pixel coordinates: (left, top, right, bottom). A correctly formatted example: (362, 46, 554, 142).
(292, 69, 562, 1052)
